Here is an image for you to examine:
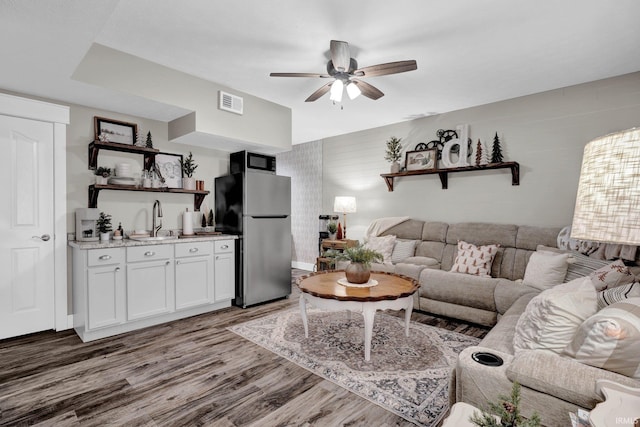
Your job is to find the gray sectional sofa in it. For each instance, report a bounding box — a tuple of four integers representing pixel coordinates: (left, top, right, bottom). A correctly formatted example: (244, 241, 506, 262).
(362, 219, 640, 426)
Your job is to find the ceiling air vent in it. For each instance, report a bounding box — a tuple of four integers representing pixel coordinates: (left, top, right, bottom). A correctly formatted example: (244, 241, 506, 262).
(219, 91, 243, 115)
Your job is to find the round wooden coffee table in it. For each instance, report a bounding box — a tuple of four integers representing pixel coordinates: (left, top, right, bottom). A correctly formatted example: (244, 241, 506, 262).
(297, 270, 420, 361)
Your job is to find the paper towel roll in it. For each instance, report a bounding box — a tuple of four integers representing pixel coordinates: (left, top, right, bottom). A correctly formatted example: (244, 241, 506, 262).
(182, 210, 194, 235)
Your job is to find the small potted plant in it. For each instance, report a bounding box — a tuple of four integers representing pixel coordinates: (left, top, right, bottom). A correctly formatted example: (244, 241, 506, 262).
(385, 136, 403, 173)
(96, 211, 113, 242)
(94, 167, 111, 185)
(334, 244, 383, 284)
(327, 221, 338, 240)
(180, 152, 198, 190)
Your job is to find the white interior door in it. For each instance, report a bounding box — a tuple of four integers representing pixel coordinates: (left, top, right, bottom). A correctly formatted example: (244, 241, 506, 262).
(0, 115, 55, 339)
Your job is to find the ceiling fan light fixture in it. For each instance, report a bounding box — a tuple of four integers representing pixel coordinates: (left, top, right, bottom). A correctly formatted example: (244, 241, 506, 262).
(346, 81, 361, 100)
(330, 79, 344, 102)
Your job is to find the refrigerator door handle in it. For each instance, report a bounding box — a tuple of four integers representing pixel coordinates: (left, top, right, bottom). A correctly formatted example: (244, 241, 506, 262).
(250, 215, 288, 219)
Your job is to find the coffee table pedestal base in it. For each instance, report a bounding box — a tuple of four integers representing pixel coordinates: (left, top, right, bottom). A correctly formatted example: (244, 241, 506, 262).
(299, 293, 414, 361)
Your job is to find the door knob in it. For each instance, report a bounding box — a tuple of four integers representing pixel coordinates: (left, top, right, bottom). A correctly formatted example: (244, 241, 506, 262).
(32, 234, 51, 241)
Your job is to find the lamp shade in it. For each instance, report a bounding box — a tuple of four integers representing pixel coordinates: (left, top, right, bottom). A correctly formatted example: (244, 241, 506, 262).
(571, 128, 640, 245)
(334, 196, 356, 213)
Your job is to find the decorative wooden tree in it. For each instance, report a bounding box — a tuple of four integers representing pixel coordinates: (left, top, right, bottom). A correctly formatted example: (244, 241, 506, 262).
(145, 131, 153, 148)
(475, 139, 483, 166)
(201, 213, 207, 228)
(208, 209, 215, 227)
(491, 132, 504, 163)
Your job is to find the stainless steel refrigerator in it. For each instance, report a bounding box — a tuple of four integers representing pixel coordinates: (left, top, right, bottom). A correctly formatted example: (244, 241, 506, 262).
(215, 172, 292, 307)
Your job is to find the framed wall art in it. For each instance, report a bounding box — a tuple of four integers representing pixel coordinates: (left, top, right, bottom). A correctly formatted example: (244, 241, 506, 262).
(154, 152, 183, 188)
(94, 116, 138, 145)
(405, 148, 437, 171)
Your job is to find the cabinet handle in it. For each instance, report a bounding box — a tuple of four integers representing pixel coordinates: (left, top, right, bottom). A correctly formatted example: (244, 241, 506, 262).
(99, 255, 112, 260)
(189, 248, 199, 253)
(144, 251, 155, 257)
(165, 261, 170, 265)
(220, 245, 228, 250)
(215, 256, 219, 260)
(115, 267, 120, 272)
(176, 260, 181, 265)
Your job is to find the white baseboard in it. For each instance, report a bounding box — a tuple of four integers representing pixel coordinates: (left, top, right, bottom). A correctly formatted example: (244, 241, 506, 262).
(292, 261, 314, 271)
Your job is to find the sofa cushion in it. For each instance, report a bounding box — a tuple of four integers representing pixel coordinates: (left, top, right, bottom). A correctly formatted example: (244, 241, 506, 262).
(402, 256, 439, 267)
(419, 268, 499, 312)
(522, 250, 571, 290)
(391, 239, 417, 263)
(565, 298, 640, 379)
(364, 235, 395, 263)
(450, 240, 500, 277)
(513, 277, 597, 354)
(597, 282, 640, 309)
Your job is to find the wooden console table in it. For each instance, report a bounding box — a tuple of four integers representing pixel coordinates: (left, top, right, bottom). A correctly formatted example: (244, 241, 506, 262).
(316, 239, 358, 271)
(381, 161, 520, 191)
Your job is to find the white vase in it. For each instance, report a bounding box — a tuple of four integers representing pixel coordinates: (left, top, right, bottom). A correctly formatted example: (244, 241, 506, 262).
(182, 177, 196, 190)
(329, 233, 337, 240)
(96, 176, 109, 185)
(100, 232, 110, 242)
(390, 162, 401, 174)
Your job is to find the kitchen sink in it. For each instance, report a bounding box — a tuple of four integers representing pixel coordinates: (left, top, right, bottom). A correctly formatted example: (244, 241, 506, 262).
(129, 236, 179, 242)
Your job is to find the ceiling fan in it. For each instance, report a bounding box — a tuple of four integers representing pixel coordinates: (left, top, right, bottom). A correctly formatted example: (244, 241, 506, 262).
(270, 40, 417, 103)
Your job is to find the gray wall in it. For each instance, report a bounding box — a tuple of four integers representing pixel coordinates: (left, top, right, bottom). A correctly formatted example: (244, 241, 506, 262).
(279, 72, 640, 267)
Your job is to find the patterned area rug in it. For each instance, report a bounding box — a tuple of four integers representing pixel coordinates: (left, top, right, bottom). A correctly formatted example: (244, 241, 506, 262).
(229, 308, 480, 426)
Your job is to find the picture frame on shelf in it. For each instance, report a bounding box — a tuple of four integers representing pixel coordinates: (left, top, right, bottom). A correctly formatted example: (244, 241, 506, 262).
(405, 148, 437, 171)
(155, 152, 183, 188)
(94, 116, 138, 145)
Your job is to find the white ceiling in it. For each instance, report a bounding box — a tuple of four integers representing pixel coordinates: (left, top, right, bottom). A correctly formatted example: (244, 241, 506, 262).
(2, 0, 640, 145)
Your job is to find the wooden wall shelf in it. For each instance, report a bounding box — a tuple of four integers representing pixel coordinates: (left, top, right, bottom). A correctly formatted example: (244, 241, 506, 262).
(380, 161, 520, 191)
(88, 140, 159, 170)
(88, 184, 209, 211)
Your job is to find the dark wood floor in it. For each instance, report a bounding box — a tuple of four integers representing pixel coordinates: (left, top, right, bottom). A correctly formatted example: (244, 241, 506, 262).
(0, 270, 488, 426)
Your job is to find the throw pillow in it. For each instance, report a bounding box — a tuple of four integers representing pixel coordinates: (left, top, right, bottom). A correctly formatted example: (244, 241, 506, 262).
(589, 259, 634, 291)
(562, 251, 611, 283)
(513, 277, 597, 354)
(597, 282, 640, 310)
(522, 250, 572, 290)
(564, 297, 640, 379)
(391, 240, 418, 263)
(364, 235, 396, 264)
(449, 240, 499, 277)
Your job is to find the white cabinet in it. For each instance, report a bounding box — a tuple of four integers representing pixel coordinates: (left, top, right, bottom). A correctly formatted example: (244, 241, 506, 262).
(175, 241, 214, 310)
(126, 245, 174, 321)
(85, 249, 125, 330)
(71, 237, 236, 342)
(214, 240, 235, 302)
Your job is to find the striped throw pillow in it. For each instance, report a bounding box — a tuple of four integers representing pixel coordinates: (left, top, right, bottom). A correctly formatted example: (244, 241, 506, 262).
(563, 251, 610, 282)
(391, 240, 418, 263)
(597, 282, 640, 310)
(564, 297, 640, 379)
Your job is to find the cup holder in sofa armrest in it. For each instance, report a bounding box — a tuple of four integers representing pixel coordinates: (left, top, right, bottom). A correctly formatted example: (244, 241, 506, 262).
(472, 352, 504, 367)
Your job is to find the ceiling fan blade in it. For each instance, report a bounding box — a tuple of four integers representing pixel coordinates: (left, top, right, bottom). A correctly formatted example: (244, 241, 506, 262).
(270, 72, 331, 78)
(353, 60, 417, 77)
(352, 79, 384, 100)
(330, 40, 351, 72)
(305, 81, 333, 102)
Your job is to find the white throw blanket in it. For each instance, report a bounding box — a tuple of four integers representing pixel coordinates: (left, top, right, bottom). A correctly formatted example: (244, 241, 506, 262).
(363, 216, 410, 243)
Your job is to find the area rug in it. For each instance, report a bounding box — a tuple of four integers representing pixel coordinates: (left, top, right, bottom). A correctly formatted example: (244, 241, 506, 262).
(228, 308, 480, 426)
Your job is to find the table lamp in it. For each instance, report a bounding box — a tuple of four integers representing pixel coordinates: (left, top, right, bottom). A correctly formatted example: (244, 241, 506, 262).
(334, 196, 356, 240)
(571, 128, 640, 245)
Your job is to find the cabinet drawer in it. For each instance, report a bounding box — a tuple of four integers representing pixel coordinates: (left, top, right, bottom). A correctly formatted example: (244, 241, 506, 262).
(127, 244, 173, 263)
(214, 240, 234, 253)
(87, 248, 125, 267)
(175, 241, 213, 258)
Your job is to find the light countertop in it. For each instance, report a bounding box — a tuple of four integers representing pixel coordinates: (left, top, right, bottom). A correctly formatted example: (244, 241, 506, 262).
(69, 234, 238, 250)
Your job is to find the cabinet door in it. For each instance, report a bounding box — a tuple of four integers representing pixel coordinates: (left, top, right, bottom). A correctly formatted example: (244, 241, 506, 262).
(175, 255, 213, 310)
(214, 252, 235, 302)
(127, 260, 174, 321)
(87, 264, 125, 330)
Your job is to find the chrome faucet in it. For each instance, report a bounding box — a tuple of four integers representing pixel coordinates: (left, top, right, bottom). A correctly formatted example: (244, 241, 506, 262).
(151, 199, 163, 237)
